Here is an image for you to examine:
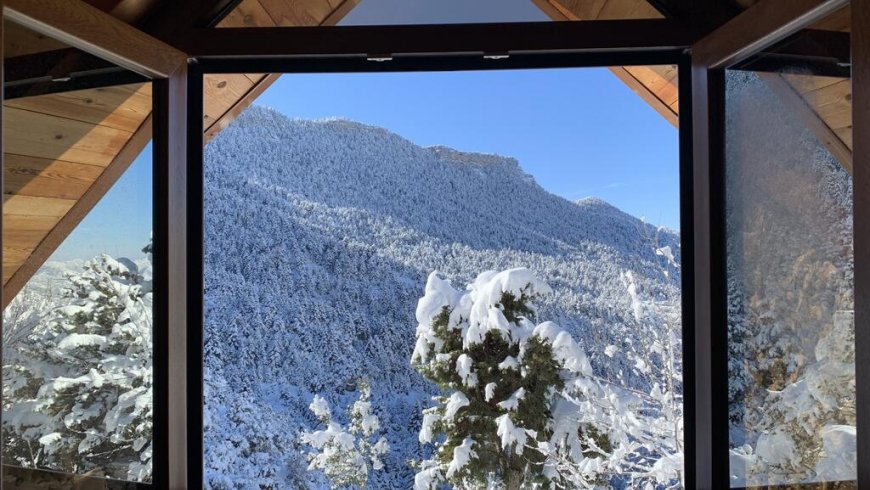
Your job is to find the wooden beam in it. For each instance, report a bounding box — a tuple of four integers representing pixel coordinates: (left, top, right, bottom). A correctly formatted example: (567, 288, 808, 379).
(689, 62, 730, 490)
(692, 0, 849, 69)
(177, 19, 694, 59)
(152, 64, 189, 490)
(320, 0, 361, 26)
(852, 0, 870, 485)
(609, 66, 679, 126)
(2, 115, 153, 307)
(530, 0, 680, 127)
(204, 73, 279, 142)
(4, 48, 148, 99)
(529, 0, 574, 21)
(3, 0, 187, 78)
(759, 72, 852, 173)
(202, 0, 358, 143)
(144, 0, 243, 40)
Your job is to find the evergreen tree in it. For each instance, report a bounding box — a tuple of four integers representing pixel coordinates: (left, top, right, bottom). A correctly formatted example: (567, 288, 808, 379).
(3, 242, 153, 481)
(411, 268, 608, 490)
(300, 378, 389, 489)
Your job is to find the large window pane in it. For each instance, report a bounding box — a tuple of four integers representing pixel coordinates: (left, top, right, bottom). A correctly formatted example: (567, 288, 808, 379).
(203, 67, 684, 488)
(2, 20, 154, 487)
(726, 7, 855, 487)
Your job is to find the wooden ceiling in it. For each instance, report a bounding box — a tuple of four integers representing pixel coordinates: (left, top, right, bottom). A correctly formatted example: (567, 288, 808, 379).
(0, 0, 856, 305)
(2, 0, 358, 305)
(535, 0, 852, 173)
(533, 0, 679, 126)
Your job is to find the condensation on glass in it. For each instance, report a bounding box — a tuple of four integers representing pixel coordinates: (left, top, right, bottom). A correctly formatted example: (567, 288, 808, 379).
(726, 6, 855, 488)
(2, 19, 154, 488)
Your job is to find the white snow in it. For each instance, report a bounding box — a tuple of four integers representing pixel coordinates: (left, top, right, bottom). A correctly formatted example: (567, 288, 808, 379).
(496, 387, 526, 411)
(444, 392, 470, 421)
(445, 437, 476, 478)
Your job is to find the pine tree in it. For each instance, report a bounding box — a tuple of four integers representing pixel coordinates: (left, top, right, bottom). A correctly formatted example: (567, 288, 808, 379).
(300, 378, 389, 488)
(411, 268, 608, 490)
(3, 242, 153, 481)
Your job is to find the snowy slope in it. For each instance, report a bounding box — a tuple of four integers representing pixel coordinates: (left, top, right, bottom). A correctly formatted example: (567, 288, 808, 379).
(202, 106, 681, 488)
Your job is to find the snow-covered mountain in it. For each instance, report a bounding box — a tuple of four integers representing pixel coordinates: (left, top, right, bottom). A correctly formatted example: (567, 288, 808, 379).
(202, 106, 682, 489)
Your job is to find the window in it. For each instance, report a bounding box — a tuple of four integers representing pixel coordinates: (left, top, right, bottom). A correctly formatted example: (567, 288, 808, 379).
(202, 67, 684, 488)
(725, 6, 856, 487)
(2, 21, 155, 487)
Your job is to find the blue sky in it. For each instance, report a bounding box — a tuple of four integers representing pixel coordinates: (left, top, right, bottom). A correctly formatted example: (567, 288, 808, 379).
(49, 0, 678, 261)
(51, 67, 678, 262)
(340, 0, 549, 24)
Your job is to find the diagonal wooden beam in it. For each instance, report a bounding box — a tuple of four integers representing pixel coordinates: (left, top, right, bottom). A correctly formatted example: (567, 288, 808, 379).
(692, 0, 850, 69)
(759, 72, 852, 173)
(531, 0, 679, 127)
(3, 0, 187, 79)
(2, 115, 153, 308)
(608, 66, 678, 126)
(203, 0, 361, 143)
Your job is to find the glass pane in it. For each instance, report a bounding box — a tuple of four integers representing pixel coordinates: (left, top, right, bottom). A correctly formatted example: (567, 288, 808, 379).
(204, 67, 684, 488)
(726, 6, 855, 487)
(216, 0, 662, 28)
(2, 20, 154, 487)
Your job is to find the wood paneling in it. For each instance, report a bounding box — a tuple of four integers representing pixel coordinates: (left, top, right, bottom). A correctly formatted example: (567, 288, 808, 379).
(2, 82, 150, 296)
(4, 154, 104, 199)
(219, 0, 275, 27)
(532, 0, 678, 127)
(4, 114, 153, 302)
(3, 0, 361, 303)
(6, 84, 152, 132)
(203, 74, 259, 129)
(202, 0, 360, 143)
(5, 106, 134, 166)
(532, 0, 661, 20)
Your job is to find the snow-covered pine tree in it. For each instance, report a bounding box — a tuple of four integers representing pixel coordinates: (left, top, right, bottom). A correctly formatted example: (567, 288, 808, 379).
(300, 378, 389, 488)
(411, 268, 610, 490)
(3, 242, 153, 481)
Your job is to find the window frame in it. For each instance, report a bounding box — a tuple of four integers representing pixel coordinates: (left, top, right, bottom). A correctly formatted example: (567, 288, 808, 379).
(1, 0, 867, 488)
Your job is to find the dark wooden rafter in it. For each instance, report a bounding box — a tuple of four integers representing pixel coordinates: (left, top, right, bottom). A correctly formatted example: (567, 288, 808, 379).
(142, 0, 244, 40)
(692, 0, 850, 69)
(733, 29, 851, 77)
(3, 0, 187, 79)
(3, 48, 148, 99)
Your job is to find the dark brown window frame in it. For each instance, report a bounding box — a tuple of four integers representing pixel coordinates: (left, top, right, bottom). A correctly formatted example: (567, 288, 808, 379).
(0, 0, 866, 488)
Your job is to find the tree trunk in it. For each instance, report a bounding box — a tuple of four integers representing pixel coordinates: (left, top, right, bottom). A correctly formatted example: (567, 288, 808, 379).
(505, 469, 523, 490)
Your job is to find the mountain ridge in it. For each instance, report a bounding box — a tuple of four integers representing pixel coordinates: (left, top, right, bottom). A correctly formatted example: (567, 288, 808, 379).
(202, 104, 682, 488)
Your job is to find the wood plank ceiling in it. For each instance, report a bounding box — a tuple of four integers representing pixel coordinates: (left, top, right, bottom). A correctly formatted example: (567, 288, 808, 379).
(2, 0, 358, 305)
(534, 0, 853, 172)
(1, 0, 854, 305)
